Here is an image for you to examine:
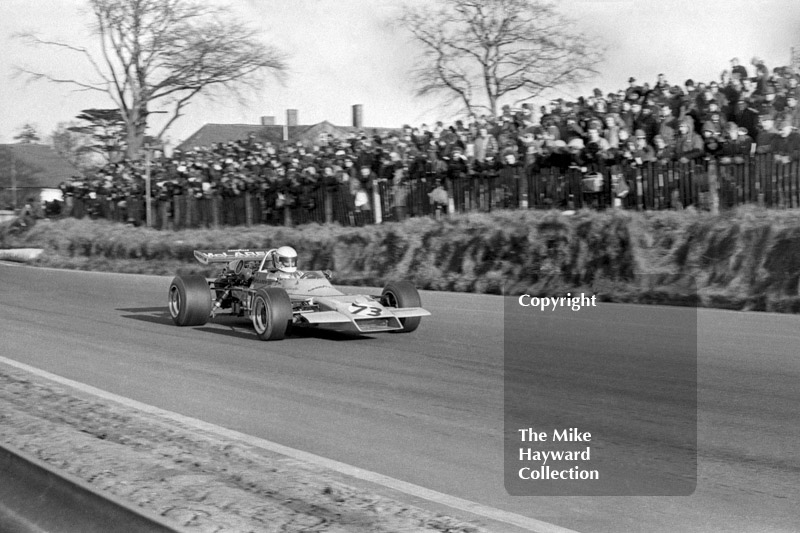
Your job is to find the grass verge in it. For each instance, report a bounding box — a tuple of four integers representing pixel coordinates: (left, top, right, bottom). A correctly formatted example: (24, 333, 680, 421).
(3, 207, 799, 312)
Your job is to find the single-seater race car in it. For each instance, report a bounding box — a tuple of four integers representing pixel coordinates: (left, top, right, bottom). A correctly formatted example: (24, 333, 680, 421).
(167, 248, 430, 340)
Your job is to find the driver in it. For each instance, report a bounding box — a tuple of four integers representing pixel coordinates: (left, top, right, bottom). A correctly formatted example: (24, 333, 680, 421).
(266, 246, 302, 279)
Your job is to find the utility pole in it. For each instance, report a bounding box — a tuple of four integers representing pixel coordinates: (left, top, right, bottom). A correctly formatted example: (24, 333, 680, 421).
(10, 150, 17, 211)
(142, 111, 168, 228)
(144, 144, 153, 227)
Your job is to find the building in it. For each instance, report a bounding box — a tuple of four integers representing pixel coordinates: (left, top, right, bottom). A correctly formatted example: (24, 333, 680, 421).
(0, 144, 80, 210)
(175, 105, 397, 152)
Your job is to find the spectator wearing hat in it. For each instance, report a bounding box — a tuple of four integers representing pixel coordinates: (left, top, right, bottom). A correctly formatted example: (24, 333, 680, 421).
(730, 99, 760, 139)
(770, 120, 800, 164)
(754, 85, 779, 120)
(654, 73, 669, 91)
(780, 92, 800, 130)
(602, 114, 624, 149)
(562, 115, 585, 142)
(720, 123, 753, 164)
(708, 81, 729, 110)
(723, 77, 742, 109)
(673, 120, 705, 163)
(657, 105, 678, 147)
(701, 123, 724, 157)
(684, 79, 698, 106)
(702, 110, 726, 137)
(730, 58, 748, 80)
(740, 78, 757, 103)
(755, 116, 778, 153)
(473, 127, 500, 165)
(583, 124, 612, 166)
(619, 101, 636, 132)
(565, 137, 588, 169)
(652, 135, 674, 164)
(634, 105, 660, 145)
(770, 67, 790, 95)
(753, 61, 771, 95)
(631, 129, 656, 163)
(625, 77, 641, 100)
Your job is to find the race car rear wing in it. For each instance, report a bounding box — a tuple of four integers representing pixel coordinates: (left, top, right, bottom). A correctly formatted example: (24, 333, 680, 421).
(193, 249, 273, 265)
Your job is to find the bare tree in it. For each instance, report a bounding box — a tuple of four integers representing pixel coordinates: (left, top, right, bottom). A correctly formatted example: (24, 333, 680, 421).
(16, 0, 287, 159)
(399, 0, 604, 115)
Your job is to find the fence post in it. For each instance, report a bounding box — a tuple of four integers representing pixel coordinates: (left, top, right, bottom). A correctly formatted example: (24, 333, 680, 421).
(635, 170, 643, 210)
(173, 195, 182, 229)
(186, 195, 195, 228)
(707, 158, 719, 215)
(372, 178, 382, 224)
(159, 200, 169, 230)
(245, 192, 253, 226)
(211, 196, 220, 229)
(324, 189, 333, 224)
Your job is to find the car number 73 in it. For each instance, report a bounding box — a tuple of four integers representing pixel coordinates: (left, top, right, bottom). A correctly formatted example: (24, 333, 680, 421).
(349, 303, 382, 316)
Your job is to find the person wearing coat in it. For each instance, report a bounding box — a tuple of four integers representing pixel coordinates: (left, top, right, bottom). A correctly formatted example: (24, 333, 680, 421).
(672, 120, 705, 163)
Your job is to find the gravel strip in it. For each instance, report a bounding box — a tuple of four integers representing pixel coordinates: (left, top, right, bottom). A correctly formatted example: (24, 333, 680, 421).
(0, 367, 493, 533)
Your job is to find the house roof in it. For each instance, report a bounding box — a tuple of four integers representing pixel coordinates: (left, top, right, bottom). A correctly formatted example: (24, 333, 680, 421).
(0, 144, 81, 189)
(175, 121, 398, 152)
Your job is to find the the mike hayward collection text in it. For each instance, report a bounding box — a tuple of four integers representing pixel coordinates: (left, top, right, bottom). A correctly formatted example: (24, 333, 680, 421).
(516, 428, 600, 481)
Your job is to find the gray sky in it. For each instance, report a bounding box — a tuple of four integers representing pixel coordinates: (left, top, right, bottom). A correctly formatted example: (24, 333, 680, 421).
(2, 0, 800, 147)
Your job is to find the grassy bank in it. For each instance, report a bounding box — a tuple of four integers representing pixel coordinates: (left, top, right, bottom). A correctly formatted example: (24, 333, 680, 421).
(3, 207, 800, 312)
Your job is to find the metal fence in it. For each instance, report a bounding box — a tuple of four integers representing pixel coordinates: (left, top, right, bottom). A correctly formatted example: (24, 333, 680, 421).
(33, 153, 800, 228)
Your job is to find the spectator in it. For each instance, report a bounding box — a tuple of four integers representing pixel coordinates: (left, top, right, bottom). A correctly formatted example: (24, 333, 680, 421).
(730, 57, 748, 80)
(756, 116, 778, 153)
(720, 123, 753, 164)
(473, 126, 499, 165)
(730, 99, 760, 139)
(634, 105, 659, 144)
(780, 92, 800, 130)
(631, 129, 656, 163)
(673, 120, 705, 163)
(653, 135, 674, 163)
(657, 105, 678, 147)
(770, 120, 800, 163)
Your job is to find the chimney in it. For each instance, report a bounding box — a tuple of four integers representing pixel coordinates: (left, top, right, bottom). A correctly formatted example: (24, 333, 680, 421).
(286, 109, 298, 127)
(352, 104, 363, 129)
(260, 116, 275, 126)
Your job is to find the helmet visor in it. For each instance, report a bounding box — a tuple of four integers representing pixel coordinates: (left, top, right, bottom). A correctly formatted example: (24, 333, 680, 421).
(278, 256, 296, 269)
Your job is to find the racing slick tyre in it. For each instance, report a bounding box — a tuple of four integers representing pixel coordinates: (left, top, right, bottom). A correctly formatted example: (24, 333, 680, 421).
(380, 281, 422, 333)
(168, 275, 212, 327)
(251, 287, 292, 341)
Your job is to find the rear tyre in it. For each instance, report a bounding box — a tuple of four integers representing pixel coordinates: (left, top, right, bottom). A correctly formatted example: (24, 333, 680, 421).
(381, 281, 422, 333)
(251, 287, 293, 340)
(168, 275, 212, 326)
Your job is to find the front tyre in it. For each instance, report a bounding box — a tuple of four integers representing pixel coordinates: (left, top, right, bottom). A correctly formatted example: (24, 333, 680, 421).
(168, 275, 212, 326)
(381, 281, 422, 333)
(251, 287, 292, 340)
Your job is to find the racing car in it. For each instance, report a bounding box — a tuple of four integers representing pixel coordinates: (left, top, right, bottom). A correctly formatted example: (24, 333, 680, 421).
(167, 248, 430, 340)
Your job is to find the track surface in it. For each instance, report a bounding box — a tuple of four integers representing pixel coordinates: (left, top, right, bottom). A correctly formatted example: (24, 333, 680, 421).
(1, 264, 798, 532)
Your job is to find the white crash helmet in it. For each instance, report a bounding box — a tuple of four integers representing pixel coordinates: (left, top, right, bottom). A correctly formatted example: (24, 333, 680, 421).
(274, 246, 298, 273)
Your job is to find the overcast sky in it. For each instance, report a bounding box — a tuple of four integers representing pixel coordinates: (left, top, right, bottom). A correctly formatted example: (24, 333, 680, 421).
(2, 0, 800, 148)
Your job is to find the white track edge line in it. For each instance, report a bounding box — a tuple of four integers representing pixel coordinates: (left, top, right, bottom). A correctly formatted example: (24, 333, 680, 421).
(0, 355, 579, 533)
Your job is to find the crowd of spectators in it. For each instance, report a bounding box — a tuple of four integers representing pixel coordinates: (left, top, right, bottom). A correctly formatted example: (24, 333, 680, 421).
(57, 56, 800, 222)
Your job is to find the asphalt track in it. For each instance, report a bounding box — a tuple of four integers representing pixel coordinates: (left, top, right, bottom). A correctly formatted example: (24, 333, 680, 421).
(0, 264, 798, 532)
